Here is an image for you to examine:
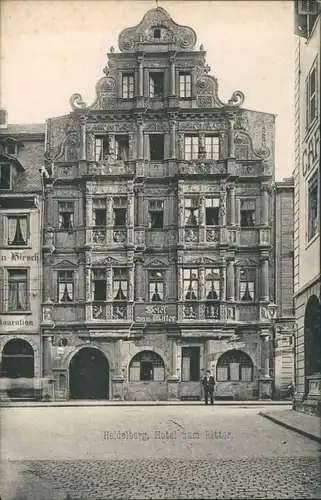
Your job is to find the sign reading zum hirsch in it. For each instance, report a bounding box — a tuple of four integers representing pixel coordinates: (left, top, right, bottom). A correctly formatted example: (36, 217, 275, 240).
(135, 304, 177, 323)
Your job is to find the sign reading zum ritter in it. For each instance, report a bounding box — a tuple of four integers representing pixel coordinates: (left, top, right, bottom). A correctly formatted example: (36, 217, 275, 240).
(103, 430, 233, 441)
(135, 304, 177, 323)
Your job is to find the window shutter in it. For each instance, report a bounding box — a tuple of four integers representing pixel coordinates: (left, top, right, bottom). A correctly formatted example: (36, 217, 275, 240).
(255, 198, 261, 225)
(182, 356, 190, 381)
(235, 199, 241, 226)
(0, 214, 6, 246)
(164, 133, 170, 160)
(144, 134, 150, 160)
(0, 267, 4, 312)
(305, 79, 309, 129)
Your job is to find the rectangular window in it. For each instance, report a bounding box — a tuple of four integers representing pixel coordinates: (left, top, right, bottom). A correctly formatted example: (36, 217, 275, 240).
(179, 73, 192, 98)
(240, 200, 256, 227)
(149, 73, 164, 98)
(149, 200, 164, 229)
(205, 136, 219, 160)
(58, 270, 74, 302)
(8, 269, 28, 311)
(122, 74, 134, 99)
(205, 198, 219, 226)
(113, 268, 128, 301)
(7, 215, 28, 246)
(113, 197, 127, 227)
(205, 268, 220, 300)
(93, 198, 106, 227)
(181, 347, 200, 382)
(0, 164, 11, 190)
(308, 173, 319, 241)
(239, 268, 255, 301)
(306, 63, 318, 129)
(58, 202, 74, 230)
(95, 136, 109, 161)
(183, 268, 198, 300)
(184, 198, 199, 226)
(6, 144, 17, 155)
(149, 135, 164, 160)
(92, 269, 106, 301)
(115, 135, 129, 161)
(184, 136, 198, 160)
(148, 270, 165, 302)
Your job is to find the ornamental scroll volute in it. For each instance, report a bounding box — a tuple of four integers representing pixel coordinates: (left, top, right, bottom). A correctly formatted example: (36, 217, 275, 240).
(45, 116, 80, 168)
(118, 7, 197, 52)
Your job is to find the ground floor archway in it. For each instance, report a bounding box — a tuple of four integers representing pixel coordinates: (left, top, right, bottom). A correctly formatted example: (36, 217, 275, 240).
(69, 347, 109, 400)
(1, 338, 34, 398)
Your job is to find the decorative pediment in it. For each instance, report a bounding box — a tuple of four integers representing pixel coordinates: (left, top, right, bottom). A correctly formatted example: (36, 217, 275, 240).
(185, 256, 219, 265)
(145, 259, 167, 268)
(92, 256, 122, 267)
(236, 258, 258, 267)
(118, 7, 197, 53)
(53, 260, 78, 269)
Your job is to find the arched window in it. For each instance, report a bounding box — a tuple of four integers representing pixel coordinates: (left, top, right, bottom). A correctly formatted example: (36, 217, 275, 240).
(129, 350, 165, 382)
(216, 350, 253, 382)
(2, 338, 34, 379)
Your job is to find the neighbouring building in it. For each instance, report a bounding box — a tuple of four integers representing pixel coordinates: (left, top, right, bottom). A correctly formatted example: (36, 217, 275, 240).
(0, 109, 45, 398)
(274, 178, 295, 400)
(293, 0, 321, 415)
(41, 7, 292, 402)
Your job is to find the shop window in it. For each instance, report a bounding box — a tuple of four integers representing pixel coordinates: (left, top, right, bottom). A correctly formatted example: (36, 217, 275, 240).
(92, 269, 106, 301)
(183, 268, 198, 300)
(115, 135, 129, 161)
(129, 351, 165, 381)
(149, 73, 164, 98)
(7, 215, 28, 246)
(181, 347, 200, 382)
(0, 163, 11, 190)
(113, 197, 127, 227)
(149, 135, 164, 160)
(216, 350, 253, 382)
(179, 73, 192, 98)
(122, 74, 134, 99)
(149, 200, 164, 229)
(205, 198, 219, 225)
(148, 270, 165, 302)
(7, 269, 28, 311)
(113, 268, 128, 301)
(184, 135, 198, 160)
(58, 270, 74, 302)
(58, 202, 74, 230)
(93, 198, 106, 227)
(308, 173, 319, 241)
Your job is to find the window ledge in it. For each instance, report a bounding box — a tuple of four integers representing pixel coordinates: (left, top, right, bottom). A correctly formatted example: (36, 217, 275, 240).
(305, 232, 319, 250)
(1, 311, 32, 315)
(0, 245, 32, 250)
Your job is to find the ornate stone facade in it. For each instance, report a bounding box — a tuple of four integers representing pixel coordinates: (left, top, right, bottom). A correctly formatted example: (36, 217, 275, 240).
(41, 7, 284, 402)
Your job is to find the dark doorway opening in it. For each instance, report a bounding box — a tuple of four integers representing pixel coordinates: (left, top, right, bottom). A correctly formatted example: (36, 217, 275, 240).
(69, 347, 109, 400)
(304, 295, 321, 393)
(2, 339, 34, 399)
(140, 361, 153, 381)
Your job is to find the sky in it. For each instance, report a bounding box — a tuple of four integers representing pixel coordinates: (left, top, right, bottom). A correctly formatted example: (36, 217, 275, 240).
(0, 0, 295, 180)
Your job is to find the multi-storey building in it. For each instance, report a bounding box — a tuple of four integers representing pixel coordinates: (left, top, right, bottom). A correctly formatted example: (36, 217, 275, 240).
(42, 7, 290, 401)
(0, 109, 45, 398)
(293, 0, 321, 415)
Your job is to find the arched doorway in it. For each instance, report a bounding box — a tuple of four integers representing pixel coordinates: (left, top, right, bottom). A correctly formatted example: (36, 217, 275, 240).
(304, 295, 321, 391)
(1, 339, 34, 399)
(69, 347, 109, 400)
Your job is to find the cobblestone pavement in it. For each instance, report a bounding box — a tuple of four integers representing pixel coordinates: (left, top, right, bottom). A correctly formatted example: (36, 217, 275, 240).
(1, 406, 321, 499)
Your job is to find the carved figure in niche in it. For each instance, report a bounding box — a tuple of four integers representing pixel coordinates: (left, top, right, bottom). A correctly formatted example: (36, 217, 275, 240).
(206, 229, 218, 242)
(261, 306, 268, 319)
(227, 307, 235, 320)
(228, 231, 236, 243)
(178, 133, 184, 159)
(44, 229, 54, 246)
(93, 231, 106, 245)
(185, 229, 197, 242)
(43, 305, 52, 322)
(184, 305, 197, 319)
(113, 306, 125, 319)
(206, 304, 219, 319)
(114, 231, 126, 243)
(92, 304, 104, 319)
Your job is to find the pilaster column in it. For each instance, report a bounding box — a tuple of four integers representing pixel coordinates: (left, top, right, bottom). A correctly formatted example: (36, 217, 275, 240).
(199, 266, 205, 300)
(178, 196, 184, 227)
(220, 265, 226, 301)
(79, 116, 87, 160)
(260, 258, 269, 301)
(85, 192, 93, 245)
(87, 133, 95, 162)
(177, 266, 183, 301)
(219, 188, 227, 226)
(169, 119, 176, 159)
(261, 185, 269, 226)
(172, 339, 177, 376)
(260, 331, 271, 378)
(204, 340, 212, 371)
(127, 192, 134, 227)
(106, 266, 113, 301)
(135, 257, 144, 301)
(106, 196, 113, 226)
(108, 134, 116, 156)
(116, 339, 123, 375)
(136, 188, 144, 226)
(128, 266, 134, 302)
(85, 267, 92, 302)
(43, 335, 53, 377)
(226, 260, 235, 301)
(137, 120, 144, 159)
(138, 57, 144, 96)
(227, 117, 235, 157)
(228, 185, 236, 226)
(170, 55, 176, 96)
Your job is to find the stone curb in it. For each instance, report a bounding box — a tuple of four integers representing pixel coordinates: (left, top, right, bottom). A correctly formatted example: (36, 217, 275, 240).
(1, 400, 292, 408)
(259, 411, 321, 444)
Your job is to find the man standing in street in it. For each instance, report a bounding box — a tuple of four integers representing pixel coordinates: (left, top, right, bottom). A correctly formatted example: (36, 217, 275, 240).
(202, 369, 216, 405)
